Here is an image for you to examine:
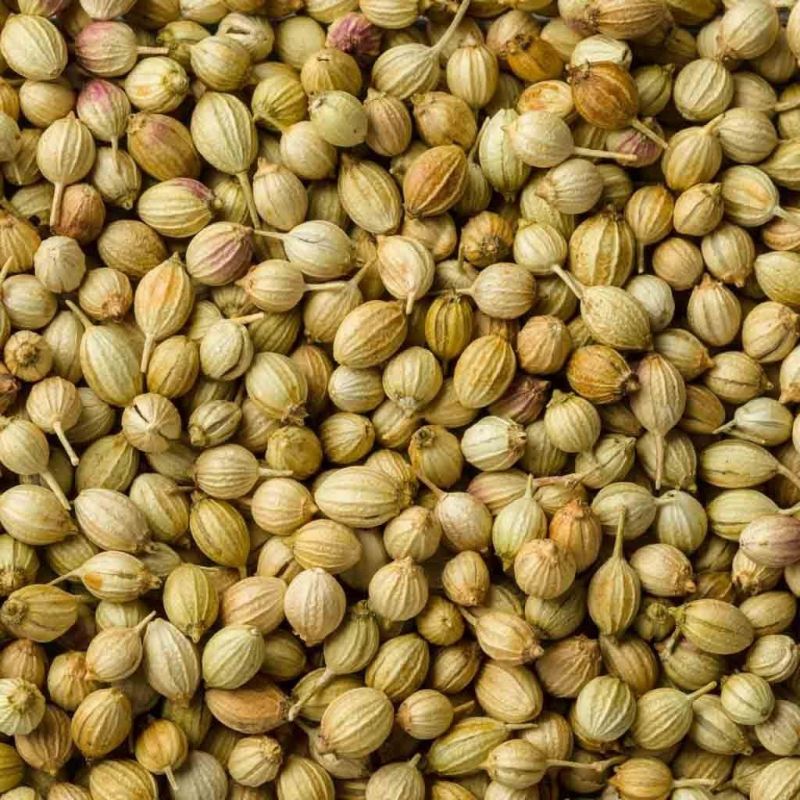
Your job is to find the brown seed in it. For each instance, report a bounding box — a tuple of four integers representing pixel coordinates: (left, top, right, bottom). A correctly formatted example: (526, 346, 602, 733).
(403, 145, 468, 219)
(535, 635, 601, 699)
(567, 344, 638, 404)
(204, 676, 289, 736)
(570, 61, 667, 148)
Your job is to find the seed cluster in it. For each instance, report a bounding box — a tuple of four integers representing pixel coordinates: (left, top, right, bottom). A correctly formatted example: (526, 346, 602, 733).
(2, 0, 800, 798)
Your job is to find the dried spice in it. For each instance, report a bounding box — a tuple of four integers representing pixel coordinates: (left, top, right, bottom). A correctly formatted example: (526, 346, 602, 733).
(0, 2, 797, 797)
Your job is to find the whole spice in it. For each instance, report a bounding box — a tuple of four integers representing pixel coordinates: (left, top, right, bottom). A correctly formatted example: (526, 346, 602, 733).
(587, 510, 640, 637)
(134, 718, 188, 789)
(671, 599, 755, 656)
(570, 61, 668, 148)
(70, 687, 132, 758)
(0, 1, 799, 795)
(553, 267, 652, 351)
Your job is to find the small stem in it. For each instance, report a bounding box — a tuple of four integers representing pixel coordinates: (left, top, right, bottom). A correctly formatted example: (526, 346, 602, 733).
(348, 264, 369, 287)
(405, 293, 415, 315)
(774, 205, 800, 226)
(431, 0, 472, 56)
(0, 259, 12, 295)
(612, 509, 627, 559)
(456, 242, 466, 273)
(134, 610, 158, 633)
(111, 136, 119, 166)
(415, 469, 445, 499)
(572, 463, 596, 486)
(251, 229, 285, 241)
(550, 264, 583, 299)
(451, 700, 475, 715)
(573, 146, 638, 163)
(408, 753, 422, 769)
(686, 681, 717, 702)
(631, 117, 669, 149)
(258, 467, 293, 478)
(41, 469, 70, 509)
(229, 312, 265, 325)
(775, 95, 800, 113)
(505, 723, 536, 731)
(50, 182, 65, 229)
(661, 626, 681, 656)
(136, 46, 170, 56)
(777, 463, 800, 491)
(596, 755, 627, 770)
(304, 280, 349, 292)
(779, 499, 800, 516)
(547, 755, 623, 771)
(524, 473, 535, 499)
(65, 299, 93, 330)
(287, 668, 334, 721)
(237, 171, 260, 230)
(165, 767, 178, 791)
(712, 419, 736, 435)
(653, 432, 665, 490)
(459, 607, 478, 626)
(636, 241, 645, 274)
(141, 335, 155, 374)
(54, 421, 80, 466)
(531, 472, 581, 488)
(673, 778, 717, 788)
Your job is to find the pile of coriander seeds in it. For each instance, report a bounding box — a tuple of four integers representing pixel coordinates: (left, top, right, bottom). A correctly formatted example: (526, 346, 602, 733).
(4, 0, 800, 798)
